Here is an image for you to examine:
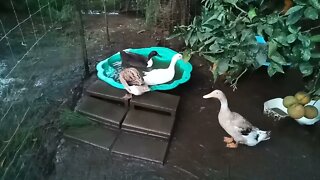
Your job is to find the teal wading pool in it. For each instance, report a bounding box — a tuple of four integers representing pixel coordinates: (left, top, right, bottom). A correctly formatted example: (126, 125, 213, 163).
(96, 47, 193, 91)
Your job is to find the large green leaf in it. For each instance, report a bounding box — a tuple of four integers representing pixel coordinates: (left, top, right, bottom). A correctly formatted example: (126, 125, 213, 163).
(285, 5, 305, 15)
(182, 49, 192, 62)
(275, 34, 289, 46)
(294, 0, 307, 5)
(267, 65, 277, 77)
(292, 45, 302, 58)
(197, 31, 205, 42)
(287, 34, 297, 43)
(209, 44, 224, 53)
(257, 24, 264, 35)
(257, 24, 273, 36)
(286, 10, 304, 25)
(264, 25, 274, 36)
(256, 51, 267, 66)
(310, 35, 320, 42)
(231, 29, 237, 39)
(311, 53, 320, 58)
(298, 34, 311, 47)
(240, 29, 252, 42)
(270, 51, 287, 65)
(185, 29, 194, 46)
(232, 51, 246, 62)
(267, 14, 279, 24)
(302, 49, 311, 61)
(304, 7, 319, 20)
(308, 0, 320, 10)
(217, 12, 225, 21)
(203, 32, 213, 40)
(218, 60, 229, 75)
(288, 26, 301, 34)
(205, 36, 218, 45)
(267, 62, 284, 77)
(189, 32, 198, 47)
(272, 62, 284, 73)
(299, 63, 313, 76)
(248, 8, 257, 20)
(268, 41, 278, 57)
(203, 12, 220, 24)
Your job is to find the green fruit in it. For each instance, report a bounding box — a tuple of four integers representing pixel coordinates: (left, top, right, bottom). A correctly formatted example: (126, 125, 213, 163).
(287, 104, 305, 119)
(283, 96, 298, 108)
(304, 105, 318, 119)
(294, 91, 311, 105)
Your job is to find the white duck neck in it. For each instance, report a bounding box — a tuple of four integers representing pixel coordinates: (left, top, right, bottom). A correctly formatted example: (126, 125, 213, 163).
(168, 58, 178, 70)
(219, 97, 230, 112)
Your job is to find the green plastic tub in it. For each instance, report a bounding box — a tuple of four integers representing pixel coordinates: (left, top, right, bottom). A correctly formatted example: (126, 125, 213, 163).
(96, 47, 193, 91)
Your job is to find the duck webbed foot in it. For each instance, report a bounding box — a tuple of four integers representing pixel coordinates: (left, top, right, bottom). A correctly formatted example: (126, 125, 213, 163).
(223, 137, 234, 143)
(122, 93, 133, 100)
(226, 142, 238, 149)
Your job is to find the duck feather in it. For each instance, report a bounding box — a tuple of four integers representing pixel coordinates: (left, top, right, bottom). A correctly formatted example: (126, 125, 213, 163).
(120, 50, 159, 70)
(119, 68, 150, 96)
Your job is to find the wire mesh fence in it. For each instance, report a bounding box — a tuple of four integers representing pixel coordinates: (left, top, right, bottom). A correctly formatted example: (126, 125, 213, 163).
(0, 0, 198, 178)
(0, 0, 142, 177)
(0, 0, 87, 178)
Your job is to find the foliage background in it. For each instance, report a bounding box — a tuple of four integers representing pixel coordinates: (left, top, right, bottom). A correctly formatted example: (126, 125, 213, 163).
(171, 0, 320, 98)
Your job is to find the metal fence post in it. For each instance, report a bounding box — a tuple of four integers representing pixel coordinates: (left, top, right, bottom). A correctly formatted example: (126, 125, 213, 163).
(103, 0, 111, 46)
(75, 0, 89, 77)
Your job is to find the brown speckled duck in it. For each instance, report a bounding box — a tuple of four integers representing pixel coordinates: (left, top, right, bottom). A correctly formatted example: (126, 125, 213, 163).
(119, 67, 150, 99)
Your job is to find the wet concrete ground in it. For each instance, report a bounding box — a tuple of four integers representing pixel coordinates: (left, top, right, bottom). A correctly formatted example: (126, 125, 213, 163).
(51, 53, 320, 179)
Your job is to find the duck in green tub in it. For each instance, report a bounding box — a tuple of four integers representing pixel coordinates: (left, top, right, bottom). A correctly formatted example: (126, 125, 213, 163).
(96, 47, 192, 98)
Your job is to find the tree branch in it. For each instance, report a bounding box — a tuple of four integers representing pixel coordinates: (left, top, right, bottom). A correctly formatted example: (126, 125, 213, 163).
(303, 25, 320, 33)
(232, 3, 247, 14)
(230, 68, 248, 91)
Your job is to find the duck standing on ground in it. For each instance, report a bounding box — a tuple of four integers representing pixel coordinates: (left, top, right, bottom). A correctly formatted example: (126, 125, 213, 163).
(203, 90, 271, 148)
(119, 67, 150, 99)
(120, 50, 160, 71)
(143, 53, 183, 86)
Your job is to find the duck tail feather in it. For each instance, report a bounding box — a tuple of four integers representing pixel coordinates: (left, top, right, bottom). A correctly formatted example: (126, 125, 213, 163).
(257, 130, 271, 142)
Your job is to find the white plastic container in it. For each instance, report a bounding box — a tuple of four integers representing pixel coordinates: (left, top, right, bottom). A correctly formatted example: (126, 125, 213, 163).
(264, 98, 320, 125)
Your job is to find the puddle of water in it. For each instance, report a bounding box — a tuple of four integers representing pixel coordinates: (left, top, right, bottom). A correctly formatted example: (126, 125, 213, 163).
(108, 61, 122, 81)
(0, 77, 26, 101)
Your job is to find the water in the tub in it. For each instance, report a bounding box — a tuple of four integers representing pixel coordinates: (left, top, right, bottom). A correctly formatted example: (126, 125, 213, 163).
(107, 61, 123, 82)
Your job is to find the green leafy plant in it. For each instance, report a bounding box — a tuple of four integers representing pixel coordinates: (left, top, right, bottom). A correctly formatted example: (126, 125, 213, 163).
(170, 0, 320, 98)
(59, 109, 95, 129)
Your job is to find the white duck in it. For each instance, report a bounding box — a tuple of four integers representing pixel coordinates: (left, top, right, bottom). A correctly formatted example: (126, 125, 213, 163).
(119, 68, 150, 99)
(143, 53, 183, 86)
(203, 90, 271, 148)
